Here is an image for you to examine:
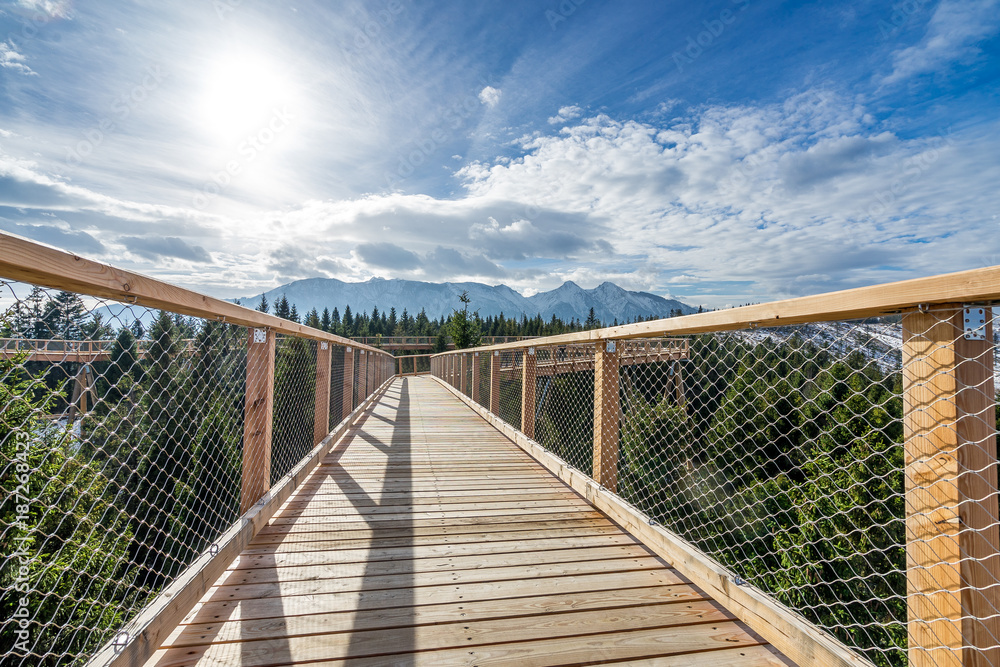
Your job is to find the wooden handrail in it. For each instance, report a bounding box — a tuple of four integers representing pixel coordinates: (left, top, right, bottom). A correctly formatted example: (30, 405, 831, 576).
(0, 232, 390, 357)
(430, 264, 1000, 355)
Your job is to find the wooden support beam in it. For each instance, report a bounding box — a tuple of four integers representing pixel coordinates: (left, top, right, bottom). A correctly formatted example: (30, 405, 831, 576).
(490, 351, 500, 415)
(521, 348, 536, 438)
(342, 347, 355, 417)
(472, 352, 480, 403)
(241, 328, 275, 514)
(314, 341, 332, 445)
(902, 306, 1000, 667)
(674, 362, 686, 408)
(593, 340, 620, 492)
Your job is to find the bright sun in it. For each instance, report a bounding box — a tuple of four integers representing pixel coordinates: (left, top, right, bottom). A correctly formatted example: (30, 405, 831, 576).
(199, 53, 293, 142)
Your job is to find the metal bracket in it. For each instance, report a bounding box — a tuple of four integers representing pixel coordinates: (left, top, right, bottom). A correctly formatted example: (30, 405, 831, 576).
(606, 340, 616, 353)
(252, 328, 267, 344)
(320, 342, 328, 350)
(528, 347, 535, 355)
(964, 306, 989, 340)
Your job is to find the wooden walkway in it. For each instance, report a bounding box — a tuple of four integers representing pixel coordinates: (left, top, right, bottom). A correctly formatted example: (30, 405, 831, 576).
(145, 377, 790, 666)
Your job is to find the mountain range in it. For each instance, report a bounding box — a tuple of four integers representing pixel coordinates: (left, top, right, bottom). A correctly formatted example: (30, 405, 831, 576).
(235, 277, 698, 324)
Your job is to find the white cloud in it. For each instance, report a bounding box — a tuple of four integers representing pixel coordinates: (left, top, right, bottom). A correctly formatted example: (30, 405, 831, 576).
(0, 41, 36, 76)
(882, 0, 1000, 84)
(547, 105, 583, 124)
(456, 91, 1000, 300)
(3, 87, 999, 305)
(478, 86, 501, 108)
(16, 0, 74, 19)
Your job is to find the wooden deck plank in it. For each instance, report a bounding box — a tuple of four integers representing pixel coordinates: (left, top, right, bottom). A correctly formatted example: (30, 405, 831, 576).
(241, 524, 626, 554)
(148, 602, 739, 666)
(179, 570, 696, 628)
(166, 585, 711, 647)
(147, 376, 791, 667)
(252, 515, 615, 543)
(236, 531, 640, 563)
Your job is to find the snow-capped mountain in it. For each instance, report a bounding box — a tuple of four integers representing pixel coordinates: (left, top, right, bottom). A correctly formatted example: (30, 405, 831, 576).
(235, 277, 697, 324)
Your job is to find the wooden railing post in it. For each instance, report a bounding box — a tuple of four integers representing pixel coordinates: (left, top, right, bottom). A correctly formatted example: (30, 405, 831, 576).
(521, 347, 536, 438)
(413, 355, 417, 376)
(490, 351, 500, 414)
(460, 353, 468, 394)
(902, 306, 1000, 667)
(314, 341, 331, 444)
(242, 327, 275, 513)
(343, 347, 354, 416)
(472, 352, 480, 403)
(593, 339, 620, 492)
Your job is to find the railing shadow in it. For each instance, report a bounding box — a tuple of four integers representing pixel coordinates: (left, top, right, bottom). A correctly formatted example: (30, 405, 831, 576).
(320, 378, 415, 662)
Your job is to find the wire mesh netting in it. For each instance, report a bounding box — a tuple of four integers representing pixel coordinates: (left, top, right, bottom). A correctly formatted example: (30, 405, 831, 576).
(433, 311, 1000, 667)
(496, 350, 523, 431)
(0, 281, 391, 666)
(271, 335, 317, 483)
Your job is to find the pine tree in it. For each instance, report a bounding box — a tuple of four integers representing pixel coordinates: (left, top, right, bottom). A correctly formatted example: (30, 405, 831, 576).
(42, 291, 88, 339)
(321, 307, 331, 332)
(274, 295, 290, 320)
(448, 291, 482, 349)
(416, 308, 430, 335)
(256, 294, 269, 314)
(131, 319, 146, 340)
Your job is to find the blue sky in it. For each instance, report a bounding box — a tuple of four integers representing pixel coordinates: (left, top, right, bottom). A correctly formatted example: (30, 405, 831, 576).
(0, 0, 998, 307)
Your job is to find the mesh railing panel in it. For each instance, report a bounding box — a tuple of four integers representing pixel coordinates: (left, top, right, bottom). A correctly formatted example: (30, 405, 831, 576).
(271, 335, 317, 483)
(497, 350, 523, 430)
(0, 280, 391, 666)
(534, 344, 595, 474)
(329, 346, 345, 430)
(475, 351, 490, 410)
(432, 312, 1000, 667)
(1, 283, 248, 665)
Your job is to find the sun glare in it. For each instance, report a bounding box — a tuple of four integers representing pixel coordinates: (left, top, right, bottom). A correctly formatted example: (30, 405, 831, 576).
(199, 53, 294, 142)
